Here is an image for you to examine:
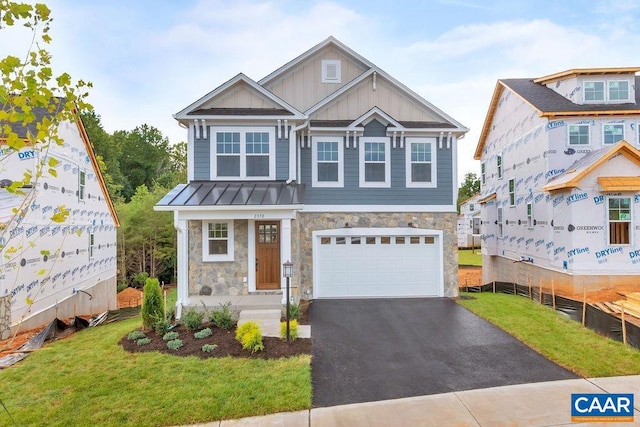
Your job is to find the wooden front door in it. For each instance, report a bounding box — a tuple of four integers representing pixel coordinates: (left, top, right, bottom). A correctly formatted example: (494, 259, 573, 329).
(256, 221, 281, 290)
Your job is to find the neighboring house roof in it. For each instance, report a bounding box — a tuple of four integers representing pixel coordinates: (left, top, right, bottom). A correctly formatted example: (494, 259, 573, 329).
(474, 70, 640, 159)
(156, 181, 305, 208)
(542, 140, 640, 191)
(478, 192, 497, 204)
(1, 104, 120, 227)
(174, 73, 305, 121)
(459, 193, 481, 207)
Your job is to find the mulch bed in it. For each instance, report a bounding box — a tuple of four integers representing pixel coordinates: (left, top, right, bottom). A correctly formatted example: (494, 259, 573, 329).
(119, 322, 310, 359)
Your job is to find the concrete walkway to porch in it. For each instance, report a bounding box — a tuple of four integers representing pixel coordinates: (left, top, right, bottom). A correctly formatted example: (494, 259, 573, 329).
(190, 294, 283, 314)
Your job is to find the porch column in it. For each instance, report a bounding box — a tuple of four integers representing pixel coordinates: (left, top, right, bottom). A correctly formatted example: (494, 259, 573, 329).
(174, 216, 190, 318)
(280, 218, 292, 303)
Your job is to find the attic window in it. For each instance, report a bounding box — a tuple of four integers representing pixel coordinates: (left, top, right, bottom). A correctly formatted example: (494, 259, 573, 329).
(322, 60, 341, 83)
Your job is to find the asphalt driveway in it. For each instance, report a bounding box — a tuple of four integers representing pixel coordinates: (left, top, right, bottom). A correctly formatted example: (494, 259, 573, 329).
(310, 298, 577, 407)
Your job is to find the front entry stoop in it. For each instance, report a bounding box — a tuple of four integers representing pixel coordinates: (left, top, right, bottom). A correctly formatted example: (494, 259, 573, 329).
(238, 309, 311, 338)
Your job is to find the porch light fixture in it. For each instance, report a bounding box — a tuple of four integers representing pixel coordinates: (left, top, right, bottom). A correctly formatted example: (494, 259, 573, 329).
(283, 260, 294, 343)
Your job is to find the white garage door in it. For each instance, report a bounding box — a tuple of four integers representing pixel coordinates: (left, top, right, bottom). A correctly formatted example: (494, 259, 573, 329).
(313, 228, 443, 298)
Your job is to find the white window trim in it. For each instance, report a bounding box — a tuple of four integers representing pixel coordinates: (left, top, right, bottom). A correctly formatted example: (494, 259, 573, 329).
(608, 80, 631, 102)
(603, 123, 625, 145)
(481, 162, 486, 185)
(210, 127, 276, 180)
(202, 220, 235, 262)
(568, 124, 591, 146)
(312, 136, 344, 187)
(88, 232, 95, 260)
(321, 60, 341, 83)
(78, 169, 86, 202)
(359, 136, 391, 188)
(527, 202, 533, 229)
(405, 137, 437, 188)
(497, 206, 504, 238)
(497, 153, 503, 179)
(607, 196, 632, 246)
(583, 80, 605, 103)
(508, 178, 515, 207)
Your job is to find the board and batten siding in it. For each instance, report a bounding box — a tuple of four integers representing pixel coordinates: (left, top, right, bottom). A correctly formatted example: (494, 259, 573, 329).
(301, 120, 453, 205)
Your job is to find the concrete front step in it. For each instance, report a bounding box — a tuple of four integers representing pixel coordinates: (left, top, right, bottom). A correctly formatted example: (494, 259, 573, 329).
(186, 294, 283, 319)
(238, 309, 311, 338)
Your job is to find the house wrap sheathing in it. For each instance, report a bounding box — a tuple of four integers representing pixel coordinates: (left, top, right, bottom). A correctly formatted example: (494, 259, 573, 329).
(475, 68, 640, 295)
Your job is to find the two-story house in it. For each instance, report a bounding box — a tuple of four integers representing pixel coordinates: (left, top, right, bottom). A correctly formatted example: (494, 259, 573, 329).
(457, 194, 481, 249)
(156, 37, 468, 315)
(475, 67, 640, 296)
(1, 107, 119, 338)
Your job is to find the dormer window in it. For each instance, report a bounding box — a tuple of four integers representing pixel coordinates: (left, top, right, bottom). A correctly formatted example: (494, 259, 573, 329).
(584, 81, 604, 102)
(608, 81, 629, 101)
(322, 60, 341, 83)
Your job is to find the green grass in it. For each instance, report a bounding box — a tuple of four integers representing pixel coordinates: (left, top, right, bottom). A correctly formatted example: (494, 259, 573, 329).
(458, 249, 482, 266)
(0, 317, 311, 427)
(457, 292, 640, 377)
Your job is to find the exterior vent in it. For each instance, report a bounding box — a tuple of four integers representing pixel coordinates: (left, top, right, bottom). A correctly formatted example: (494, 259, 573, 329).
(322, 60, 341, 83)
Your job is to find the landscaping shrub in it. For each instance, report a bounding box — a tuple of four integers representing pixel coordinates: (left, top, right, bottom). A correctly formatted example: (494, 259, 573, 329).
(194, 328, 212, 339)
(287, 302, 301, 320)
(136, 337, 151, 346)
(210, 302, 234, 329)
(154, 318, 170, 336)
(167, 339, 183, 351)
(235, 321, 264, 353)
(280, 319, 299, 341)
(141, 278, 165, 329)
(127, 330, 146, 341)
(182, 308, 204, 331)
(202, 344, 218, 353)
(162, 331, 179, 341)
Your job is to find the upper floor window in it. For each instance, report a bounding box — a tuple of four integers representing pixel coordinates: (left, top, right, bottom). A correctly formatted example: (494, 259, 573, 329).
(584, 81, 605, 101)
(609, 81, 629, 101)
(359, 137, 390, 188)
(569, 124, 590, 145)
(88, 232, 95, 260)
(608, 197, 631, 245)
(508, 178, 515, 206)
(213, 127, 275, 180)
(603, 124, 624, 144)
(203, 221, 234, 262)
(497, 154, 503, 179)
(527, 202, 533, 229)
(312, 136, 343, 187)
(78, 169, 86, 201)
(469, 203, 474, 212)
(481, 162, 486, 185)
(405, 137, 436, 188)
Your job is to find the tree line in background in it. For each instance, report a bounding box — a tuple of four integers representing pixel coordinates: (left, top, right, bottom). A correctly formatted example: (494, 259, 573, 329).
(80, 111, 185, 287)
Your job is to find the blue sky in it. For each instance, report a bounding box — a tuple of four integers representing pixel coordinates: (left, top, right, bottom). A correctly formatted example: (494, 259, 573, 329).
(5, 0, 640, 180)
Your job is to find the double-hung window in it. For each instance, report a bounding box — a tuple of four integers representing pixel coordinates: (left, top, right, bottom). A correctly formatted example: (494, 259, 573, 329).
(78, 169, 86, 201)
(497, 154, 503, 179)
(481, 162, 486, 185)
(406, 137, 436, 187)
(202, 221, 234, 262)
(608, 197, 631, 245)
(609, 81, 629, 101)
(359, 137, 390, 187)
(603, 124, 624, 144)
(213, 127, 275, 179)
(497, 207, 504, 238)
(527, 202, 533, 229)
(569, 124, 590, 145)
(312, 136, 343, 187)
(584, 81, 605, 102)
(508, 178, 515, 206)
(88, 232, 95, 260)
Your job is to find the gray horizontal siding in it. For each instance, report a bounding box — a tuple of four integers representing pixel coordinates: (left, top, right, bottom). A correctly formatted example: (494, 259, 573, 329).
(301, 142, 453, 205)
(194, 135, 211, 180)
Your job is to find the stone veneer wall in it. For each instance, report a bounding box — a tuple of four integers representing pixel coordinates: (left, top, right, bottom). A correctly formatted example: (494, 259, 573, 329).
(0, 295, 10, 340)
(188, 220, 249, 296)
(296, 212, 459, 297)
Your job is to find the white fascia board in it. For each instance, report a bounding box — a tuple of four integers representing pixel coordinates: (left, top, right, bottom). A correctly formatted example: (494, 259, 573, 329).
(174, 73, 305, 120)
(258, 36, 374, 86)
(177, 115, 305, 122)
(309, 126, 365, 132)
(387, 127, 462, 134)
(301, 205, 456, 213)
(353, 106, 403, 128)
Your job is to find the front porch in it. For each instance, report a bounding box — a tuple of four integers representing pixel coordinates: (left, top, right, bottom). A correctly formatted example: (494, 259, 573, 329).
(183, 293, 283, 317)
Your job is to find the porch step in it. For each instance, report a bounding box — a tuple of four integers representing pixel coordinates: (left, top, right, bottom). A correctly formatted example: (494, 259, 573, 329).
(194, 294, 282, 316)
(238, 309, 311, 338)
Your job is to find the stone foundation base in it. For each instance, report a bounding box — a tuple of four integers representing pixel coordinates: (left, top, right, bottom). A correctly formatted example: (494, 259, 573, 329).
(0, 295, 10, 340)
(482, 255, 640, 296)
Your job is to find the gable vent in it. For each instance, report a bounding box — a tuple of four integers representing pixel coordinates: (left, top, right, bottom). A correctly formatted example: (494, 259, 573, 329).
(322, 60, 341, 83)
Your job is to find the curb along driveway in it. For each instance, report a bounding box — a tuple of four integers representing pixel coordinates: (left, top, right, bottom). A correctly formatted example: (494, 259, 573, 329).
(309, 298, 577, 408)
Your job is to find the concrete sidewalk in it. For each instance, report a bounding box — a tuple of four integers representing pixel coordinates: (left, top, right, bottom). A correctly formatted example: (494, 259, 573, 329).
(182, 375, 640, 426)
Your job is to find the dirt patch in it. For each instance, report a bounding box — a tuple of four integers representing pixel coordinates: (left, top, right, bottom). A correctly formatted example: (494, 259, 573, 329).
(119, 322, 310, 359)
(117, 287, 143, 308)
(0, 328, 40, 357)
(459, 265, 482, 287)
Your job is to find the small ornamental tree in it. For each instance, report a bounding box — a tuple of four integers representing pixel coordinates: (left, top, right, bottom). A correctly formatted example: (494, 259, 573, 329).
(141, 277, 164, 329)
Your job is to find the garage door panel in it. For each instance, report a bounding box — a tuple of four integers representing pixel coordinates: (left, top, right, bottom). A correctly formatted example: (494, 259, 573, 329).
(315, 231, 442, 298)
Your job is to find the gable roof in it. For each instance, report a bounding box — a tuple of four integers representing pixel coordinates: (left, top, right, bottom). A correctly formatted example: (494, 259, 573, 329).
(542, 140, 640, 191)
(533, 67, 640, 85)
(474, 72, 640, 159)
(174, 73, 305, 121)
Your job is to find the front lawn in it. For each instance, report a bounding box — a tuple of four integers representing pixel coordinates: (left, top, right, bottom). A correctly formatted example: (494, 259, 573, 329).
(0, 317, 311, 427)
(457, 292, 640, 377)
